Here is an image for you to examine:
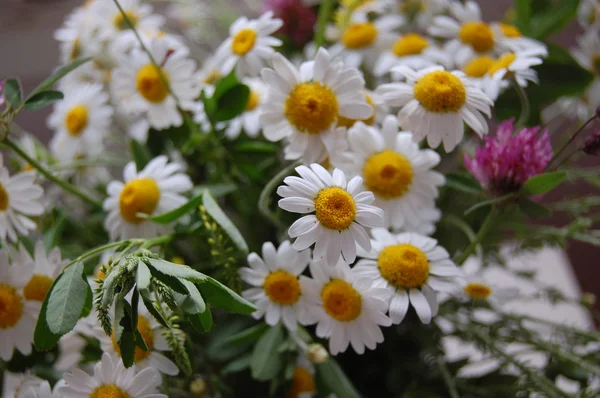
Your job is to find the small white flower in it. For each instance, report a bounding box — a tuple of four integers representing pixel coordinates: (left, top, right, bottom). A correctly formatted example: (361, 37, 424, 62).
(376, 65, 493, 152)
(224, 78, 268, 139)
(572, 26, 600, 75)
(57, 352, 167, 398)
(396, 0, 449, 30)
(55, 332, 88, 372)
(110, 29, 188, 61)
(300, 257, 392, 355)
(578, 0, 600, 27)
(240, 241, 311, 330)
(0, 154, 44, 242)
(261, 48, 372, 163)
(103, 155, 193, 240)
(54, 5, 98, 65)
(490, 22, 547, 54)
(111, 38, 201, 130)
(90, 0, 164, 44)
(2, 372, 45, 398)
(20, 380, 60, 398)
(457, 257, 519, 307)
(337, 116, 445, 232)
(278, 164, 384, 265)
(48, 83, 113, 162)
(214, 11, 283, 78)
(354, 229, 462, 324)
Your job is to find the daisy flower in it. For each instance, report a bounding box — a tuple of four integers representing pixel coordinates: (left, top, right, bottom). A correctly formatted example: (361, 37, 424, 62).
(376, 65, 493, 152)
(54, 5, 97, 65)
(300, 257, 392, 355)
(13, 134, 46, 174)
(287, 355, 317, 398)
(55, 332, 88, 371)
(56, 352, 167, 398)
(90, 0, 164, 44)
(224, 78, 268, 139)
(111, 38, 201, 130)
(0, 154, 44, 242)
(2, 372, 44, 397)
(277, 164, 384, 265)
(48, 83, 113, 162)
(491, 22, 547, 54)
(261, 48, 372, 164)
(339, 116, 445, 232)
(572, 26, 600, 76)
(578, 0, 600, 26)
(214, 11, 283, 78)
(459, 276, 519, 306)
(103, 155, 193, 240)
(335, 90, 383, 129)
(240, 241, 311, 331)
(397, 0, 449, 30)
(19, 381, 60, 398)
(354, 229, 462, 324)
(110, 29, 188, 61)
(459, 54, 496, 84)
(0, 248, 40, 361)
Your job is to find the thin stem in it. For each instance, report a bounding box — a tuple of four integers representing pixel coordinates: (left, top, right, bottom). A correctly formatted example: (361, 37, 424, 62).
(3, 138, 103, 209)
(513, 78, 530, 127)
(140, 234, 173, 250)
(258, 161, 301, 228)
(526, 338, 600, 376)
(62, 241, 130, 271)
(437, 358, 460, 398)
(454, 206, 498, 265)
(315, 0, 335, 49)
(550, 115, 596, 168)
(507, 313, 600, 342)
(49, 157, 126, 171)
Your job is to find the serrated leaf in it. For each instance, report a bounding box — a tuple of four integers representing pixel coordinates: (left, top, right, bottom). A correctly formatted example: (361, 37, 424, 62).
(147, 194, 203, 224)
(317, 359, 361, 398)
(519, 198, 553, 219)
(147, 258, 208, 283)
(144, 260, 189, 295)
(251, 324, 284, 381)
(27, 57, 91, 99)
(196, 275, 255, 314)
(179, 279, 206, 314)
(202, 191, 249, 254)
(3, 78, 22, 108)
(46, 262, 90, 336)
(24, 90, 64, 110)
(522, 171, 567, 195)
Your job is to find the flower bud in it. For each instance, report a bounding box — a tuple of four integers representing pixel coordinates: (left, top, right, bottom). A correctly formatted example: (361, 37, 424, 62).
(581, 292, 596, 308)
(307, 343, 329, 364)
(595, 105, 600, 119)
(583, 130, 600, 156)
(190, 377, 207, 397)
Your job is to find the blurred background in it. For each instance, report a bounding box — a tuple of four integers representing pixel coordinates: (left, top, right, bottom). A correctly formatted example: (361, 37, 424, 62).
(0, 0, 598, 315)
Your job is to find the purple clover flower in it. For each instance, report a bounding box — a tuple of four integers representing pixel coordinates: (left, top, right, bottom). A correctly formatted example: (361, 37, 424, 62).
(465, 119, 553, 195)
(262, 0, 316, 47)
(0, 80, 5, 107)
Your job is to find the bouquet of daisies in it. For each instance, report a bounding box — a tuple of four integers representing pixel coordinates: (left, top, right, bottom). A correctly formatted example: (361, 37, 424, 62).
(1, 0, 600, 396)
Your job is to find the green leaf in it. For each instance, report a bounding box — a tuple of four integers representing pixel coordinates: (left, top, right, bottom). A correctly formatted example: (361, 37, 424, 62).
(46, 262, 90, 336)
(317, 359, 361, 398)
(528, 0, 579, 40)
(251, 324, 284, 381)
(117, 300, 136, 368)
(3, 78, 22, 108)
(202, 191, 249, 254)
(445, 172, 483, 194)
(225, 323, 269, 345)
(130, 139, 152, 170)
(189, 307, 213, 333)
(24, 90, 64, 110)
(147, 194, 203, 224)
(215, 84, 250, 122)
(464, 193, 517, 215)
(144, 260, 189, 295)
(136, 259, 152, 291)
(519, 198, 553, 219)
(147, 258, 208, 283)
(34, 275, 63, 351)
(222, 354, 252, 375)
(234, 141, 278, 153)
(27, 57, 92, 99)
(135, 328, 149, 352)
(196, 275, 256, 314)
(514, 0, 531, 33)
(192, 183, 237, 198)
(179, 279, 206, 314)
(522, 171, 567, 195)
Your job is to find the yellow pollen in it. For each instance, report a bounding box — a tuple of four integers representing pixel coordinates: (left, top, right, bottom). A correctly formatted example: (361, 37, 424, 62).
(414, 70, 466, 113)
(95, 264, 110, 281)
(314, 187, 356, 231)
(203, 70, 221, 85)
(0, 183, 9, 211)
(112, 316, 154, 362)
(71, 38, 82, 61)
(499, 23, 522, 38)
(285, 83, 339, 134)
(458, 21, 495, 53)
(342, 23, 378, 49)
(65, 105, 89, 136)
(23, 274, 54, 302)
(463, 55, 495, 78)
(171, 256, 186, 265)
(89, 384, 132, 398)
(119, 178, 161, 224)
(287, 367, 316, 398)
(245, 91, 260, 112)
(0, 284, 24, 329)
(378, 244, 429, 288)
(321, 279, 361, 322)
(136, 64, 170, 103)
(592, 54, 600, 76)
(487, 53, 516, 76)
(337, 94, 375, 128)
(464, 282, 492, 300)
(363, 150, 413, 199)
(22, 163, 34, 172)
(392, 34, 429, 57)
(113, 11, 139, 31)
(231, 28, 257, 55)
(263, 270, 301, 305)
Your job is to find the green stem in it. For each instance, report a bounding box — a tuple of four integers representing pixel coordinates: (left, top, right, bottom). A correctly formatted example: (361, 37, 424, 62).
(62, 241, 130, 271)
(513, 78, 530, 127)
(508, 313, 600, 342)
(140, 234, 173, 250)
(3, 138, 103, 209)
(527, 338, 600, 376)
(49, 157, 126, 171)
(454, 206, 498, 264)
(315, 0, 335, 49)
(550, 115, 597, 169)
(437, 358, 460, 398)
(258, 161, 301, 228)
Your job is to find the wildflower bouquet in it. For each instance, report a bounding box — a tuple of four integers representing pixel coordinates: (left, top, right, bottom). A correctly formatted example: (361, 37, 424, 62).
(1, 0, 600, 397)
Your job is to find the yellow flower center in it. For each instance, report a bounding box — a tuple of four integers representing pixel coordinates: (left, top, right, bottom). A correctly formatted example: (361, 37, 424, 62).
(392, 34, 429, 57)
(363, 150, 413, 199)
(288, 367, 316, 398)
(171, 256, 186, 265)
(111, 316, 154, 363)
(499, 23, 521, 38)
(0, 183, 9, 211)
(414, 70, 466, 113)
(0, 284, 24, 329)
(119, 178, 161, 224)
(263, 270, 301, 305)
(113, 11, 139, 31)
(458, 21, 495, 53)
(464, 282, 492, 300)
(342, 23, 378, 49)
(314, 187, 356, 231)
(22, 163, 34, 172)
(592, 54, 600, 76)
(378, 244, 429, 288)
(65, 105, 89, 136)
(70, 38, 82, 61)
(337, 94, 375, 128)
(285, 83, 339, 134)
(136, 64, 170, 103)
(203, 70, 222, 85)
(89, 384, 132, 398)
(487, 53, 516, 76)
(321, 279, 362, 322)
(463, 55, 495, 78)
(245, 91, 260, 112)
(23, 274, 54, 302)
(232, 28, 257, 55)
